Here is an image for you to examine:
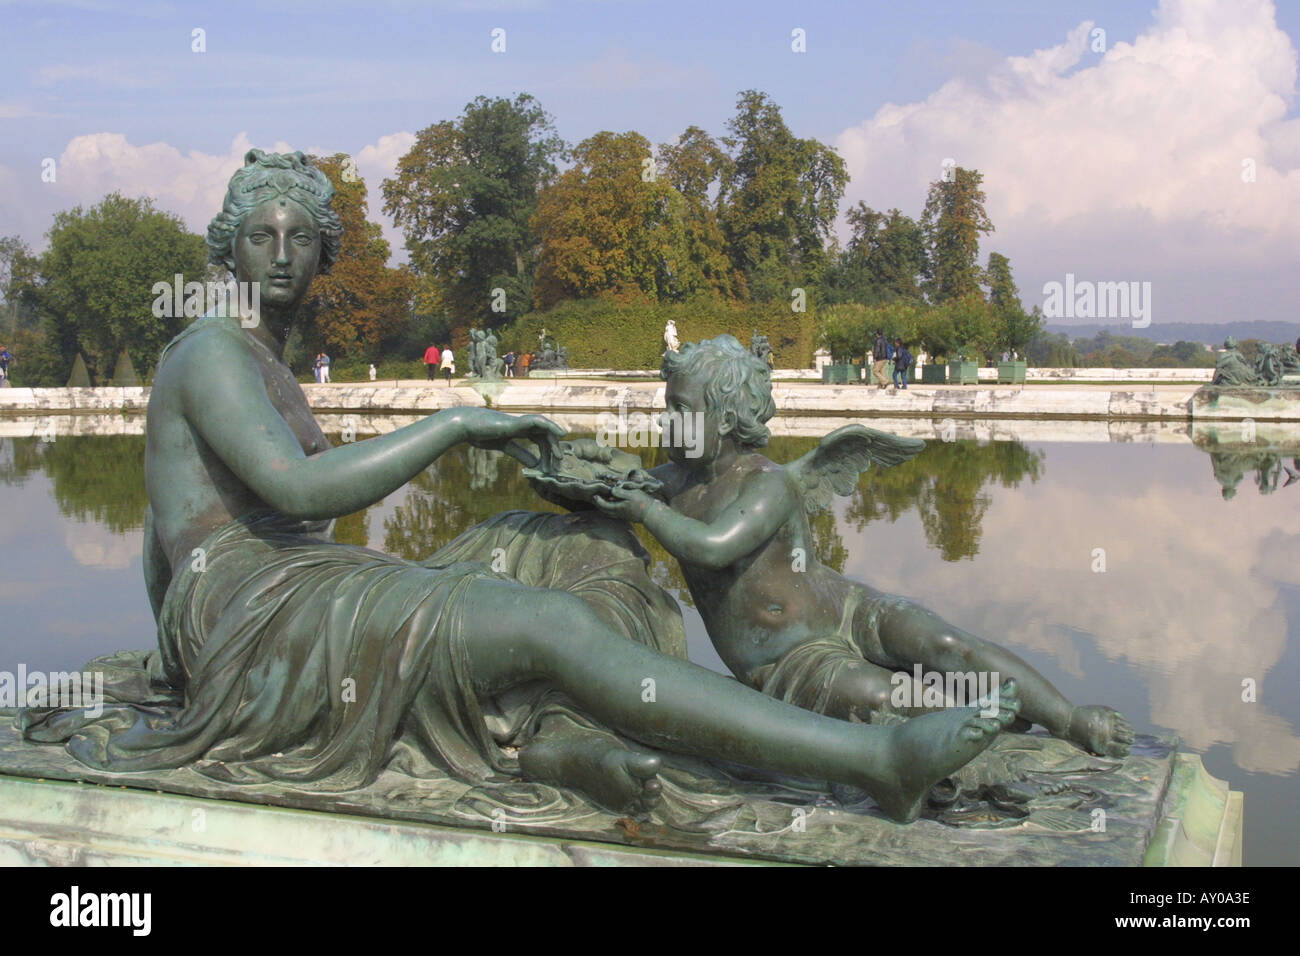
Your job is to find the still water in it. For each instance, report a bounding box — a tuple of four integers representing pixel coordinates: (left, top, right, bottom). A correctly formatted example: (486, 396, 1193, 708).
(0, 418, 1295, 865)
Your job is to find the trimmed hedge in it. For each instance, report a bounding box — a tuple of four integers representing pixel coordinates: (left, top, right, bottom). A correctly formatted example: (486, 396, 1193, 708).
(493, 298, 817, 370)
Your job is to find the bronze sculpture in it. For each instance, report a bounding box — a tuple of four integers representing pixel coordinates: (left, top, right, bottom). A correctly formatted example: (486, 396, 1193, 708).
(556, 335, 1132, 758)
(19, 150, 1020, 825)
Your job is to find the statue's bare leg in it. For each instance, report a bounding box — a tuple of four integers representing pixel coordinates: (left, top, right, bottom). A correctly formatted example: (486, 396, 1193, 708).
(866, 587, 1134, 757)
(460, 579, 1020, 823)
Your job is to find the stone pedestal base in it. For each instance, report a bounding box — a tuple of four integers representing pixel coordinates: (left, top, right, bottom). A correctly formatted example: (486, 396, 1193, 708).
(0, 714, 1243, 866)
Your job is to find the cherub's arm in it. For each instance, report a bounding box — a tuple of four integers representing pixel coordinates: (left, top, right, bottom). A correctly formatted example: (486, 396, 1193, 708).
(596, 469, 795, 570)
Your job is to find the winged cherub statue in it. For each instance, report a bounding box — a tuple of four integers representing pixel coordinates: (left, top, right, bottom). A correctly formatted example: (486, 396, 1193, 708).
(572, 335, 1133, 758)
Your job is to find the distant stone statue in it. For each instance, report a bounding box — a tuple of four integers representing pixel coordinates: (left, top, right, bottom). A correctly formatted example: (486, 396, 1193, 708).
(1211, 337, 1264, 387)
(1257, 343, 1284, 387)
(750, 330, 773, 367)
(663, 320, 679, 354)
(1282, 344, 1300, 377)
(467, 328, 505, 380)
(1209, 336, 1300, 388)
(531, 336, 569, 371)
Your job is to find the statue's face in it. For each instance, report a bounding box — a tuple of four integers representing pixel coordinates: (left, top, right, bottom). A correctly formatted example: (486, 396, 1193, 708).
(661, 371, 724, 465)
(233, 198, 321, 309)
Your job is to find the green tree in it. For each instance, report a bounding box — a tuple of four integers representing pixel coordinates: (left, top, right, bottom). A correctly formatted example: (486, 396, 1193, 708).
(921, 167, 994, 304)
(826, 204, 925, 305)
(531, 130, 690, 307)
(717, 90, 848, 303)
(1026, 330, 1079, 367)
(984, 252, 1041, 356)
(301, 153, 414, 359)
(939, 293, 997, 361)
(657, 125, 739, 300)
(382, 94, 565, 331)
(0, 235, 47, 386)
(34, 193, 208, 384)
(0, 235, 40, 339)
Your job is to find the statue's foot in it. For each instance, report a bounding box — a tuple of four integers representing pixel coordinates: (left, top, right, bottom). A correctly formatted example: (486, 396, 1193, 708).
(1066, 705, 1134, 757)
(519, 726, 663, 818)
(873, 679, 1021, 824)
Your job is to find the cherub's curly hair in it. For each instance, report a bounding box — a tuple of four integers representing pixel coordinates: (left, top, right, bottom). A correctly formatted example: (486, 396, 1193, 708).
(661, 334, 776, 448)
(206, 149, 343, 275)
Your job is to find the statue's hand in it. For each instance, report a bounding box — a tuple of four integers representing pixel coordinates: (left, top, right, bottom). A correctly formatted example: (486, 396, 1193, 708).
(466, 410, 564, 472)
(592, 484, 657, 523)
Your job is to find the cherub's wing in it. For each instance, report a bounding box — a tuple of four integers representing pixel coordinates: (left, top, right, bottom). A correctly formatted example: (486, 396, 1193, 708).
(785, 425, 925, 513)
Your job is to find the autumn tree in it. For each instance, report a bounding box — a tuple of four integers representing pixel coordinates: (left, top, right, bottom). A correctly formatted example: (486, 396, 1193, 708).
(382, 94, 564, 330)
(531, 130, 689, 307)
(921, 167, 994, 304)
(717, 90, 848, 303)
(300, 153, 414, 357)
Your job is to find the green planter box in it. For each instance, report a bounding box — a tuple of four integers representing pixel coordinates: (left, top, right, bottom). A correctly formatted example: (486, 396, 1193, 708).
(920, 364, 947, 384)
(821, 363, 856, 385)
(948, 361, 979, 385)
(997, 360, 1027, 384)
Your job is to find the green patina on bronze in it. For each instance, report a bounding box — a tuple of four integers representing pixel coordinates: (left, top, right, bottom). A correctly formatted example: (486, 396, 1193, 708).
(17, 149, 1147, 842)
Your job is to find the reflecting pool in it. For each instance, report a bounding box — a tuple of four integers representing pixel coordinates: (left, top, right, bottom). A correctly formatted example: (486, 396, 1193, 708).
(0, 418, 1294, 865)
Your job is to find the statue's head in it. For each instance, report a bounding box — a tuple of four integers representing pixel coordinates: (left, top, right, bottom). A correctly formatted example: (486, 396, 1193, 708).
(206, 150, 343, 308)
(1224, 336, 1237, 350)
(660, 334, 775, 463)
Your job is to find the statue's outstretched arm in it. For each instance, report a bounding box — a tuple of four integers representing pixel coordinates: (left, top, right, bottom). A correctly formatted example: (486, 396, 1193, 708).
(180, 332, 532, 520)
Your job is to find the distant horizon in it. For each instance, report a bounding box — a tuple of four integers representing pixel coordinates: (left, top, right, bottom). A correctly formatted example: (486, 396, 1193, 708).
(2, 0, 1297, 324)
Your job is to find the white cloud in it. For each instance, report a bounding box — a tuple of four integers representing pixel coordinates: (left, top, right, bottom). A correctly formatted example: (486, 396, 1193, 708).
(10, 131, 415, 263)
(835, 0, 1300, 323)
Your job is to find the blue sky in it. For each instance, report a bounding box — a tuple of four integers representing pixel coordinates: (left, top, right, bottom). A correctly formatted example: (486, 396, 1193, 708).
(2, 0, 1299, 325)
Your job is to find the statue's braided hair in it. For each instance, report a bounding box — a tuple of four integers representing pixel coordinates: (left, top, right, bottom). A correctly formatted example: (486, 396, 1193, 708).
(661, 334, 776, 448)
(206, 149, 343, 274)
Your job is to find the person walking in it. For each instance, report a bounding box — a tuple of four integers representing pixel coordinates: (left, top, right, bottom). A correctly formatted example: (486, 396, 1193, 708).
(871, 330, 890, 389)
(440, 345, 455, 385)
(504, 351, 516, 378)
(893, 338, 913, 389)
(312, 353, 322, 383)
(319, 351, 331, 383)
(423, 344, 441, 380)
(0, 344, 11, 384)
(519, 351, 532, 378)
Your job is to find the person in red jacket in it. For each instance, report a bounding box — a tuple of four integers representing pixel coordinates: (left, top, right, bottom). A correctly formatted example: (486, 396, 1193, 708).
(423, 344, 441, 380)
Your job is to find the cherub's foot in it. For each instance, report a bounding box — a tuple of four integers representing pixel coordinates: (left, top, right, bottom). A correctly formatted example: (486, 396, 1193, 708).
(519, 726, 663, 817)
(872, 680, 1021, 823)
(1066, 705, 1134, 757)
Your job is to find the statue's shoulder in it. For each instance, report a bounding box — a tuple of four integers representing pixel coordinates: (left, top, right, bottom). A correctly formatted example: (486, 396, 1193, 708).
(157, 315, 247, 372)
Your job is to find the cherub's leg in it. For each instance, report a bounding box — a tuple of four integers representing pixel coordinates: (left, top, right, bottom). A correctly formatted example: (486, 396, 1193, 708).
(460, 578, 1020, 822)
(821, 658, 938, 721)
(865, 587, 1133, 757)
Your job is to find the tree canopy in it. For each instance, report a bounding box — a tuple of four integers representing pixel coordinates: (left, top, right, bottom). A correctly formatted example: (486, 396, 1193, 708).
(382, 93, 565, 330)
